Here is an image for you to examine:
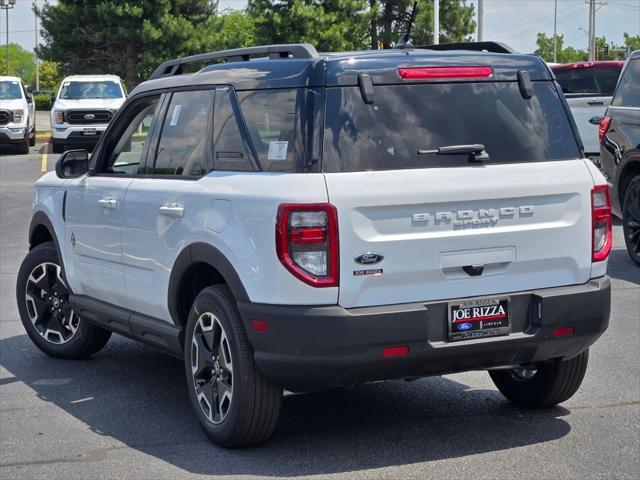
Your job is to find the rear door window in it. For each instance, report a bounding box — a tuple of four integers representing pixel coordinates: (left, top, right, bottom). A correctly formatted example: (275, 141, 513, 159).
(323, 82, 580, 173)
(151, 90, 212, 176)
(554, 67, 622, 96)
(611, 59, 640, 108)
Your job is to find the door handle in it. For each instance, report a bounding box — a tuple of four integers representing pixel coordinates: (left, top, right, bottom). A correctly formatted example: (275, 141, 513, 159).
(98, 197, 117, 209)
(587, 100, 604, 105)
(159, 203, 184, 218)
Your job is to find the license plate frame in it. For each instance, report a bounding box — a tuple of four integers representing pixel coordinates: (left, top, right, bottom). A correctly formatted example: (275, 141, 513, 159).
(83, 127, 97, 136)
(448, 296, 511, 342)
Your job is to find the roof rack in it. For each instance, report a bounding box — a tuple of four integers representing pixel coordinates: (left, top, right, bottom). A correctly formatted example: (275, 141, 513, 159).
(149, 44, 319, 80)
(417, 41, 517, 54)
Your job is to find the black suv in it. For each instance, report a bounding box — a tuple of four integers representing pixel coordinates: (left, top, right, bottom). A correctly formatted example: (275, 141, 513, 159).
(598, 50, 640, 265)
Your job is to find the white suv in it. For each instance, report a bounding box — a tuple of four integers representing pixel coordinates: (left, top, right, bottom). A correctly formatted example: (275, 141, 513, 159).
(50, 75, 126, 153)
(0, 76, 36, 154)
(18, 43, 612, 448)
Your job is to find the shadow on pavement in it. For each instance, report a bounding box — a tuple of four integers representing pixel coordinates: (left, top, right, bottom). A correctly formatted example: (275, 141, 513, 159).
(607, 248, 640, 285)
(0, 333, 572, 476)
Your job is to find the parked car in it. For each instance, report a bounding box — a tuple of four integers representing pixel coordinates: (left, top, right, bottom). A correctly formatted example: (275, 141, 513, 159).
(18, 42, 611, 448)
(0, 76, 36, 154)
(551, 61, 624, 162)
(596, 51, 640, 265)
(50, 75, 126, 153)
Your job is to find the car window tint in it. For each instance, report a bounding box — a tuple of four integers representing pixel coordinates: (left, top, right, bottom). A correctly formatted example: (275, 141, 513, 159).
(323, 82, 579, 173)
(237, 89, 300, 172)
(554, 67, 622, 96)
(612, 59, 640, 108)
(152, 90, 212, 176)
(106, 97, 160, 175)
(213, 87, 255, 172)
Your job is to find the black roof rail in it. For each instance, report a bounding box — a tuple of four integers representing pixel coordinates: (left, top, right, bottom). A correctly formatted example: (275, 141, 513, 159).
(149, 43, 319, 80)
(417, 41, 517, 54)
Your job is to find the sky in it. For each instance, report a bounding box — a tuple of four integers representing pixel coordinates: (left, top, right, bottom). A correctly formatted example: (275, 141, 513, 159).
(2, 0, 639, 56)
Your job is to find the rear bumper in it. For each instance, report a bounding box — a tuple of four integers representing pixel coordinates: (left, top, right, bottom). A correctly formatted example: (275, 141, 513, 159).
(238, 277, 610, 392)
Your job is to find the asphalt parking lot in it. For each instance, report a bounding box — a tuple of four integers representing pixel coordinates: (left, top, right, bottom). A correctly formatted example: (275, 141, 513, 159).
(1, 143, 639, 480)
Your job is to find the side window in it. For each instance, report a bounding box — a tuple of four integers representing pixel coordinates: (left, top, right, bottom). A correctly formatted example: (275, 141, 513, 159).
(237, 89, 301, 172)
(612, 59, 640, 108)
(104, 97, 161, 175)
(213, 87, 255, 172)
(151, 90, 213, 176)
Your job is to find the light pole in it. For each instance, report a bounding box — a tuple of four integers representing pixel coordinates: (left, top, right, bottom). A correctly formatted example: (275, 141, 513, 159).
(0, 0, 16, 75)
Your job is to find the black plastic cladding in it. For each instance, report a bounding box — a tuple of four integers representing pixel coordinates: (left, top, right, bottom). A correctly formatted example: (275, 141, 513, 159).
(130, 48, 553, 97)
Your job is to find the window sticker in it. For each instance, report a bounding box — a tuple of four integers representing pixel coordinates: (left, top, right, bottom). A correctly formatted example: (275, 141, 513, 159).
(169, 104, 182, 127)
(268, 141, 288, 161)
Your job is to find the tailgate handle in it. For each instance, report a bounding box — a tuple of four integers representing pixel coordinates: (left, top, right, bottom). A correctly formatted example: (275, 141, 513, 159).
(463, 265, 485, 277)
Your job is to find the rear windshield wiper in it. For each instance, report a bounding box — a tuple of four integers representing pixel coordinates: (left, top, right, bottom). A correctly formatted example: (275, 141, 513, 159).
(417, 144, 490, 163)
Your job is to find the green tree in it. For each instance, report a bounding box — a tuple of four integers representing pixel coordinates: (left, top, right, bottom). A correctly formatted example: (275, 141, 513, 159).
(0, 43, 36, 85)
(249, 0, 371, 52)
(534, 33, 587, 63)
(210, 9, 257, 51)
(623, 32, 640, 52)
(36, 0, 216, 88)
(38, 60, 63, 92)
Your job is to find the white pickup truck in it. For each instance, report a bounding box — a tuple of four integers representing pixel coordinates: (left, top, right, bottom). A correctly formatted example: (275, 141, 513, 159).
(551, 61, 624, 163)
(0, 76, 36, 154)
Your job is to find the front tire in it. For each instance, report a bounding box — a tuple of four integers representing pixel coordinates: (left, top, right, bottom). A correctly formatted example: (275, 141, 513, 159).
(16, 242, 111, 359)
(52, 141, 64, 154)
(622, 175, 640, 266)
(29, 124, 36, 147)
(184, 285, 282, 448)
(17, 138, 29, 154)
(489, 349, 589, 408)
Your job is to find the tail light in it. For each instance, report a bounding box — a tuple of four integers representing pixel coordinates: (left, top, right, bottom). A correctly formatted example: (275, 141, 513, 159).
(276, 203, 339, 287)
(591, 185, 612, 262)
(397, 66, 493, 80)
(598, 116, 611, 143)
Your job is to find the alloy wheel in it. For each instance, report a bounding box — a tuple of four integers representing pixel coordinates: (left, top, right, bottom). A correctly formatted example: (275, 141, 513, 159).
(623, 181, 640, 259)
(24, 262, 79, 344)
(191, 312, 234, 425)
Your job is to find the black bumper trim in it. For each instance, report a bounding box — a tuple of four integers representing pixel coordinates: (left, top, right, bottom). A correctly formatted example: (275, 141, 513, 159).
(238, 277, 611, 392)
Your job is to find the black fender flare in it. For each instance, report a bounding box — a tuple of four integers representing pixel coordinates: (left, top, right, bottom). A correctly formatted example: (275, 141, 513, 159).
(29, 211, 63, 258)
(168, 242, 249, 326)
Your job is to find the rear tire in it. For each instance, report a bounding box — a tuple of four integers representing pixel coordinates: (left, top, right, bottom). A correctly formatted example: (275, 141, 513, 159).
(17, 138, 29, 154)
(52, 141, 64, 154)
(16, 242, 111, 359)
(184, 285, 282, 448)
(489, 349, 589, 408)
(622, 175, 640, 266)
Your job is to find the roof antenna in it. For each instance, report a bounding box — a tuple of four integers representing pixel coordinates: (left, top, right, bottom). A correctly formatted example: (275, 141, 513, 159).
(395, 1, 418, 49)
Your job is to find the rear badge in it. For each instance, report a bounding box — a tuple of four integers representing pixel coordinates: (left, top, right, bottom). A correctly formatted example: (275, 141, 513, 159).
(353, 268, 383, 276)
(354, 252, 384, 265)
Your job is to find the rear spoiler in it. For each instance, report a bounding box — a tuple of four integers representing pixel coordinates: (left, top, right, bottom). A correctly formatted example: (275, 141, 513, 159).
(418, 42, 517, 54)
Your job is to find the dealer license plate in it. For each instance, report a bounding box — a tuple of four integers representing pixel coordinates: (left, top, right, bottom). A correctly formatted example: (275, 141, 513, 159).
(83, 127, 97, 136)
(448, 297, 510, 341)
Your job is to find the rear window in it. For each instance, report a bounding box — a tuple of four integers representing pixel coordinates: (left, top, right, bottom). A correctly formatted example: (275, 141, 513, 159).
(611, 59, 640, 108)
(553, 67, 621, 96)
(322, 82, 580, 173)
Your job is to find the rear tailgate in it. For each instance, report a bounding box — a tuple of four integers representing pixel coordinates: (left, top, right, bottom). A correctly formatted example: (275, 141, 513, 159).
(325, 162, 594, 308)
(322, 71, 595, 309)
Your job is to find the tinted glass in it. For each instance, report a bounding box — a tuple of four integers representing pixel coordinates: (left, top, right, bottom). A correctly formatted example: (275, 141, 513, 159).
(59, 81, 123, 99)
(237, 89, 302, 172)
(105, 98, 160, 175)
(323, 82, 580, 173)
(152, 90, 212, 176)
(0, 80, 22, 100)
(612, 59, 640, 108)
(554, 67, 622, 96)
(213, 88, 255, 172)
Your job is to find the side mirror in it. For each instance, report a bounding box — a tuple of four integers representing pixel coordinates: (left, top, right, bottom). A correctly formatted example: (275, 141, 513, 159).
(26, 85, 33, 94)
(26, 93, 33, 103)
(50, 94, 56, 104)
(55, 150, 89, 178)
(589, 115, 604, 125)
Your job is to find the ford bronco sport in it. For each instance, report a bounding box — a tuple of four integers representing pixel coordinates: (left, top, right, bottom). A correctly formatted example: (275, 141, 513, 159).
(18, 42, 611, 448)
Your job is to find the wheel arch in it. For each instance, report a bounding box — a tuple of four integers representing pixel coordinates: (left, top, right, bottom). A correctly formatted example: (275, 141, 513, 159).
(29, 211, 62, 257)
(168, 243, 249, 329)
(618, 155, 640, 208)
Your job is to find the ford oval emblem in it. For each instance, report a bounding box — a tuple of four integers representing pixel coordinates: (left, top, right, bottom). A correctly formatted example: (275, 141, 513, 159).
(84, 113, 95, 120)
(458, 322, 473, 331)
(354, 252, 384, 265)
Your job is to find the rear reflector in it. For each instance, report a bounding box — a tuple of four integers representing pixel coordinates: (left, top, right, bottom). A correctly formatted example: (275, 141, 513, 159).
(398, 66, 493, 80)
(553, 326, 575, 337)
(591, 185, 612, 262)
(598, 116, 611, 143)
(383, 346, 409, 358)
(251, 319, 269, 332)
